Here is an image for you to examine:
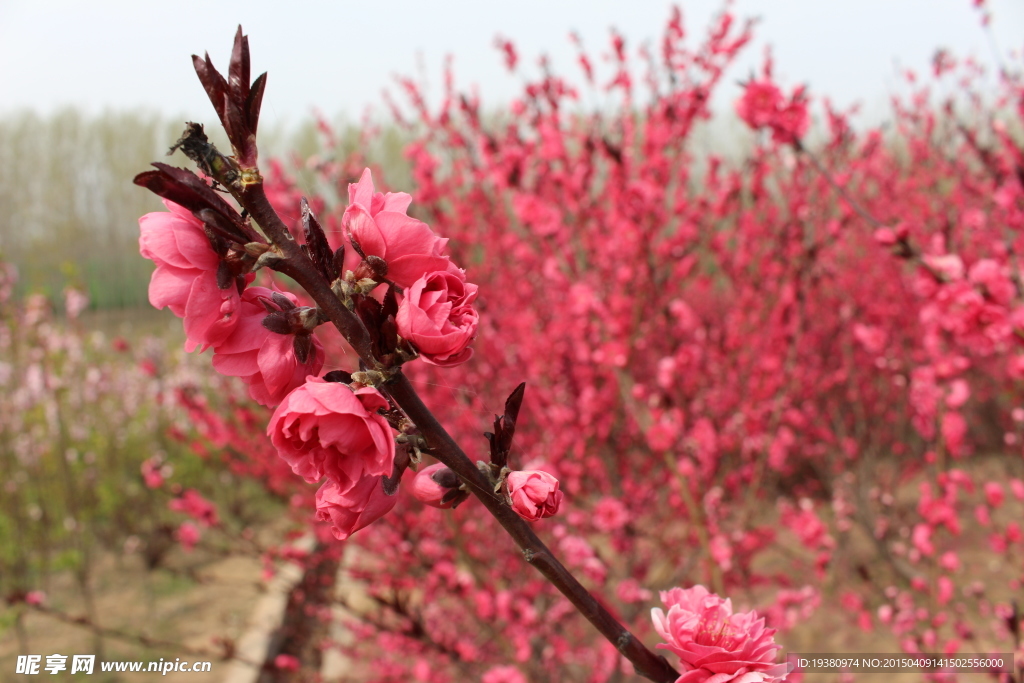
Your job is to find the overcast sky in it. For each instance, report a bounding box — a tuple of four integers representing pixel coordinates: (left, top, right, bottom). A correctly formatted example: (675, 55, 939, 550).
(1, 1, 1022, 127)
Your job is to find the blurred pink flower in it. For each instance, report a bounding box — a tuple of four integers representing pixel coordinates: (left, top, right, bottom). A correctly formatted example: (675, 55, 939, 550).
(852, 324, 887, 354)
(176, 522, 200, 552)
(736, 79, 808, 144)
(140, 457, 164, 489)
(315, 475, 398, 540)
(211, 287, 324, 407)
(168, 489, 220, 527)
(593, 497, 630, 532)
(343, 168, 450, 287)
(652, 585, 787, 683)
(482, 665, 528, 683)
(273, 654, 300, 671)
(63, 287, 89, 319)
(268, 378, 395, 488)
(983, 481, 1004, 508)
(396, 270, 479, 366)
(507, 470, 563, 521)
(736, 80, 783, 130)
(616, 578, 653, 603)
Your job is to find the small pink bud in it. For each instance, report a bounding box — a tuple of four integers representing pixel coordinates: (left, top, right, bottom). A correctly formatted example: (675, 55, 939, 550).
(411, 463, 461, 509)
(274, 654, 300, 671)
(25, 591, 46, 606)
(506, 470, 563, 521)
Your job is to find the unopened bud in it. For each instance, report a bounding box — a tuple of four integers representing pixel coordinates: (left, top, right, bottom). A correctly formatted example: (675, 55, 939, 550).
(254, 249, 284, 271)
(297, 307, 320, 332)
(505, 470, 563, 521)
(355, 278, 379, 294)
(411, 463, 467, 509)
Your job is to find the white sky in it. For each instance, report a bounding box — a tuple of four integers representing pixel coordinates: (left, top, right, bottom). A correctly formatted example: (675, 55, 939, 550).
(1, 0, 1022, 126)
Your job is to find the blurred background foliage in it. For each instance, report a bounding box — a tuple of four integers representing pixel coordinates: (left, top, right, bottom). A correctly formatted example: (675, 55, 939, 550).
(0, 110, 410, 310)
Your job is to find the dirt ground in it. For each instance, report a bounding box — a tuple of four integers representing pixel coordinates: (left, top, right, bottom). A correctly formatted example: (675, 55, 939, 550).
(0, 548, 266, 682)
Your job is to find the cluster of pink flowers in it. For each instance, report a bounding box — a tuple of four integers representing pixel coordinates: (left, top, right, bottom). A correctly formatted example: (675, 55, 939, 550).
(139, 201, 323, 401)
(344, 169, 479, 366)
(268, 379, 397, 539)
(283, 8, 1024, 675)
(734, 60, 809, 145)
(138, 167, 562, 541)
(127, 6, 1024, 677)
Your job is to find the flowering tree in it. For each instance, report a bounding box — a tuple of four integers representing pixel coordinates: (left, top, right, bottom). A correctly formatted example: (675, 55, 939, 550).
(129, 4, 1024, 681)
(129, 25, 734, 683)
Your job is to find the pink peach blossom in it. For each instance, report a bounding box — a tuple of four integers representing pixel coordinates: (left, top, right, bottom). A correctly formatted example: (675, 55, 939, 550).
(139, 200, 249, 351)
(343, 168, 450, 287)
(983, 481, 1004, 508)
(736, 80, 783, 130)
(315, 475, 398, 540)
(912, 524, 935, 556)
(593, 497, 630, 532)
(273, 654, 300, 672)
(140, 457, 164, 489)
(268, 377, 395, 488)
(25, 591, 46, 606)
(396, 270, 479, 366)
(176, 521, 201, 552)
(651, 585, 787, 683)
(211, 287, 324, 407)
(852, 324, 887, 354)
(168, 489, 220, 527)
(506, 470, 563, 521)
(481, 665, 528, 683)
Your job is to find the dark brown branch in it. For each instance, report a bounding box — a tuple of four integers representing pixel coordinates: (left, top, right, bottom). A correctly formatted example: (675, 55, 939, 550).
(385, 374, 677, 682)
(237, 182, 377, 363)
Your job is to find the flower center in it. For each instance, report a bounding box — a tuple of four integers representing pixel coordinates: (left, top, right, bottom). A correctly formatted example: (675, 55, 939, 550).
(695, 612, 741, 650)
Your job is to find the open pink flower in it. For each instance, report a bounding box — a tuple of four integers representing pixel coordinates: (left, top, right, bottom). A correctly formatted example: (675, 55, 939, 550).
(651, 585, 788, 683)
(268, 378, 395, 488)
(506, 470, 563, 521)
(315, 475, 398, 540)
(396, 270, 479, 366)
(139, 200, 249, 351)
(343, 168, 450, 287)
(211, 287, 324, 407)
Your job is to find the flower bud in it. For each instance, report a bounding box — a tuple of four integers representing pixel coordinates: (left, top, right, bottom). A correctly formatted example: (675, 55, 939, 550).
(506, 470, 563, 521)
(411, 463, 465, 509)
